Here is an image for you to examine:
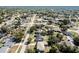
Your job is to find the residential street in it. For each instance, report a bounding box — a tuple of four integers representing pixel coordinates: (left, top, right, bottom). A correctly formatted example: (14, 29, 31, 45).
(15, 14, 36, 53)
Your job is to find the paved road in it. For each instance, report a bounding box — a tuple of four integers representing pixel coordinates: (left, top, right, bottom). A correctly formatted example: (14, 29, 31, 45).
(20, 34, 29, 53)
(20, 14, 36, 53)
(15, 14, 36, 53)
(66, 36, 75, 46)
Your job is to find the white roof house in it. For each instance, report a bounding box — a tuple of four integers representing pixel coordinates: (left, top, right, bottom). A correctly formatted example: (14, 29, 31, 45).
(37, 42, 45, 51)
(37, 18, 43, 22)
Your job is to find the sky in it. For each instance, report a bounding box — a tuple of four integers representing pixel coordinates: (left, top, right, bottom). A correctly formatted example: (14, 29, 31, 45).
(0, 6, 79, 10)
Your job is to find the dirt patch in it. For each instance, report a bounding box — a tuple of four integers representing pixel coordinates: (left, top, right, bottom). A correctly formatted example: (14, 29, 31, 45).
(8, 45, 19, 53)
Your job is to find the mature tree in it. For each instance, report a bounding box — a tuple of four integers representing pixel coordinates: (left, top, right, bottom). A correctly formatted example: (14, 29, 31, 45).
(73, 36, 79, 46)
(48, 35, 60, 46)
(49, 45, 58, 53)
(12, 29, 24, 43)
(41, 31, 47, 36)
(56, 33, 63, 40)
(27, 37, 32, 44)
(71, 32, 79, 46)
(29, 26, 37, 34)
(57, 42, 78, 53)
(59, 19, 70, 32)
(1, 26, 8, 33)
(0, 17, 4, 24)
